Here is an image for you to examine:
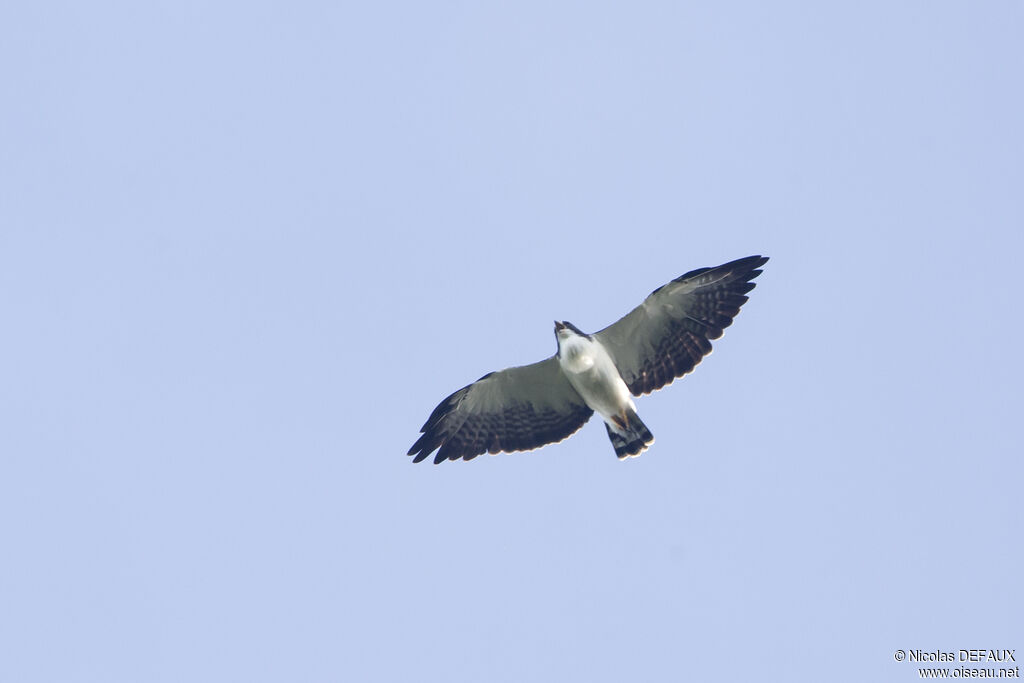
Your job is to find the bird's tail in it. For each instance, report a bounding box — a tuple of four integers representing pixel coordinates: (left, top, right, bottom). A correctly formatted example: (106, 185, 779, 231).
(604, 408, 654, 460)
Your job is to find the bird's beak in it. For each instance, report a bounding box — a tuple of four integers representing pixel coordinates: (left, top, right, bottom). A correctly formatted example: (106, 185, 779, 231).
(554, 320, 565, 332)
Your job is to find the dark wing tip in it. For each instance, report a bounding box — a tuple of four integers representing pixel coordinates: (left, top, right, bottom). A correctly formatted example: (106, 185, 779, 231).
(683, 254, 768, 281)
(744, 255, 769, 280)
(653, 255, 768, 296)
(407, 432, 441, 462)
(737, 254, 769, 269)
(406, 383, 470, 463)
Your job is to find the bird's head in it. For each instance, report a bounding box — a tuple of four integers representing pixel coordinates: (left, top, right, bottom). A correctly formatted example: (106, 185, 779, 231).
(554, 320, 587, 345)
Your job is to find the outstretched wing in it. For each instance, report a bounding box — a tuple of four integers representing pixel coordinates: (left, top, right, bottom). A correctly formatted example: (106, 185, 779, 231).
(595, 255, 768, 396)
(407, 357, 594, 464)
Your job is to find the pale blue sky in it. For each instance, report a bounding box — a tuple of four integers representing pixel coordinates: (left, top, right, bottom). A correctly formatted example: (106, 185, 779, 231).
(1, 2, 1021, 682)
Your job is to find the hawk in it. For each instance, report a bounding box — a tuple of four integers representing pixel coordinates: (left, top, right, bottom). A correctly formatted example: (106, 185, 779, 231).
(408, 255, 768, 463)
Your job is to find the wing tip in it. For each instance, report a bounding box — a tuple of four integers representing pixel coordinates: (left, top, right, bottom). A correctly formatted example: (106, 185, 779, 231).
(727, 254, 769, 277)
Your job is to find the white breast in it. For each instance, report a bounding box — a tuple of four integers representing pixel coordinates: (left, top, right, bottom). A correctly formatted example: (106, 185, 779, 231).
(560, 336, 596, 372)
(558, 335, 635, 421)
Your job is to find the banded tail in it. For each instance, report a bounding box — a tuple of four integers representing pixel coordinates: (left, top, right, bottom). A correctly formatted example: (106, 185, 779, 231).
(604, 407, 654, 459)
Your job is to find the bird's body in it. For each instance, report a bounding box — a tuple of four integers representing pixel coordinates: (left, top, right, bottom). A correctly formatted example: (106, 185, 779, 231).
(407, 255, 768, 463)
(555, 322, 652, 458)
(556, 323, 633, 420)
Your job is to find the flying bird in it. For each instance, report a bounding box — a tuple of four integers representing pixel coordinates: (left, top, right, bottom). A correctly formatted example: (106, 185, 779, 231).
(408, 255, 768, 464)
